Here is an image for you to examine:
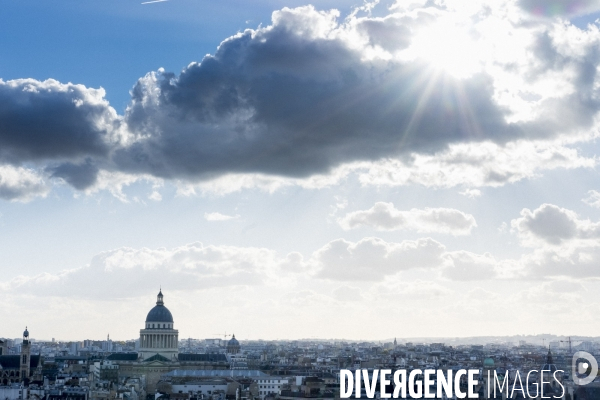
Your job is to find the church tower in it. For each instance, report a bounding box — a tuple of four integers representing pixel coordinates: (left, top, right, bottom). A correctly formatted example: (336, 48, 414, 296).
(20, 327, 31, 382)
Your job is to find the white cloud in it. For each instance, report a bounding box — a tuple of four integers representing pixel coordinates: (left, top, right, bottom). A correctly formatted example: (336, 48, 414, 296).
(0, 165, 49, 201)
(339, 202, 477, 235)
(0, 242, 284, 299)
(148, 190, 162, 201)
(460, 188, 482, 198)
(204, 212, 240, 221)
(356, 141, 596, 189)
(511, 203, 600, 246)
(315, 237, 447, 281)
(517, 279, 587, 306)
(583, 190, 600, 208)
(442, 251, 499, 281)
(81, 171, 162, 203)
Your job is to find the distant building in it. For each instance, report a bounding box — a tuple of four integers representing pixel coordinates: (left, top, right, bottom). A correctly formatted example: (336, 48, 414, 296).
(138, 290, 179, 361)
(0, 327, 42, 385)
(91, 360, 119, 384)
(227, 335, 241, 354)
(107, 290, 228, 392)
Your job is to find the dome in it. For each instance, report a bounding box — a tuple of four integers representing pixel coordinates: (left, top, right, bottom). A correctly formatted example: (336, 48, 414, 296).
(146, 305, 174, 323)
(228, 335, 240, 346)
(23, 327, 29, 338)
(145, 289, 174, 323)
(483, 358, 495, 368)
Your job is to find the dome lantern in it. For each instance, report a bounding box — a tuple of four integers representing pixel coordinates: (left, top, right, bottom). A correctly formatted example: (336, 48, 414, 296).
(146, 289, 174, 323)
(157, 288, 164, 305)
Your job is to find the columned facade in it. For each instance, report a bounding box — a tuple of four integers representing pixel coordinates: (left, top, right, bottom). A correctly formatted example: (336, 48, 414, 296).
(138, 290, 179, 360)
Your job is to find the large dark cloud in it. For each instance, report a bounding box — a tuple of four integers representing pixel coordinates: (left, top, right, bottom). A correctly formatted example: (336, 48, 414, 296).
(47, 159, 100, 190)
(116, 7, 517, 179)
(1, 4, 600, 195)
(0, 79, 116, 163)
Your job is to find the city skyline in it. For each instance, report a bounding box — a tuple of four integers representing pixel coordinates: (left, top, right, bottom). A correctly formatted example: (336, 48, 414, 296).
(3, 0, 600, 341)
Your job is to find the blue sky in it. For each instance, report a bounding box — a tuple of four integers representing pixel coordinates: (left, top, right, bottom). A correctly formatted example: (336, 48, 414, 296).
(3, 0, 600, 341)
(0, 0, 368, 110)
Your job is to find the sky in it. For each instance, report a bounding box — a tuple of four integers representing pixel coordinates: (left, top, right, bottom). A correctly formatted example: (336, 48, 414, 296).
(3, 0, 600, 342)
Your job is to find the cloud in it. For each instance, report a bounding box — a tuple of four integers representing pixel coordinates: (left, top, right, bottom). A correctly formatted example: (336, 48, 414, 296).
(2, 2, 600, 197)
(460, 188, 482, 198)
(204, 212, 240, 221)
(82, 171, 161, 203)
(338, 202, 477, 235)
(1, 242, 283, 299)
(442, 251, 500, 281)
(0, 165, 49, 201)
(583, 190, 600, 207)
(279, 251, 313, 273)
(162, 139, 594, 197)
(511, 203, 600, 246)
(355, 141, 595, 189)
(506, 204, 600, 278)
(517, 279, 587, 306)
(148, 189, 162, 201)
(116, 6, 516, 181)
(48, 159, 99, 190)
(518, 0, 600, 17)
(0, 78, 119, 165)
(315, 237, 446, 281)
(521, 246, 600, 278)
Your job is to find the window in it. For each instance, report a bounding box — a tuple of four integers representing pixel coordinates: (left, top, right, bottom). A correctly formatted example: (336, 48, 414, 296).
(22, 355, 26, 364)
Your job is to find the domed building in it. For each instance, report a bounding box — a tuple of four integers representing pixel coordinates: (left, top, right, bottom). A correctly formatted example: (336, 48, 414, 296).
(483, 357, 495, 369)
(539, 348, 562, 394)
(227, 334, 240, 354)
(138, 290, 179, 361)
(481, 357, 498, 398)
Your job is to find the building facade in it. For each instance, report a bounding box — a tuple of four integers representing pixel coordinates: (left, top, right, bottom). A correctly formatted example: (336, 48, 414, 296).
(0, 328, 42, 385)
